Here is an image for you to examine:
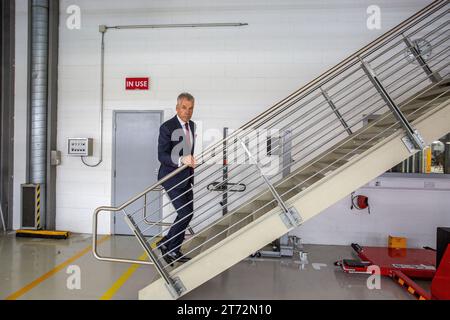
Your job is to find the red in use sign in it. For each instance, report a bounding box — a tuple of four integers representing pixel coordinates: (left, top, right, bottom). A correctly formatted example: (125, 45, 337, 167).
(126, 77, 150, 90)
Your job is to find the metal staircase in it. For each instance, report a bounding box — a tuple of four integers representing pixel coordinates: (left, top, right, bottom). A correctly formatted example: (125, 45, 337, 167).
(92, 0, 450, 299)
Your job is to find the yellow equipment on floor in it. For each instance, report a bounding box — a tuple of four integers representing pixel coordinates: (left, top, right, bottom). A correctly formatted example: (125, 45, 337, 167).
(16, 229, 70, 240)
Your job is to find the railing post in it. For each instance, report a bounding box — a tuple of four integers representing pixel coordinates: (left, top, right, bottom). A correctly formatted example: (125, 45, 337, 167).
(281, 130, 293, 179)
(238, 137, 302, 228)
(123, 214, 186, 298)
(402, 34, 442, 83)
(320, 88, 353, 135)
(222, 127, 229, 215)
(359, 58, 425, 152)
(92, 208, 154, 265)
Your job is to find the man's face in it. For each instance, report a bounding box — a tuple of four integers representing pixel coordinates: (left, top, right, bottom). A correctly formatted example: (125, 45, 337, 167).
(176, 98, 194, 123)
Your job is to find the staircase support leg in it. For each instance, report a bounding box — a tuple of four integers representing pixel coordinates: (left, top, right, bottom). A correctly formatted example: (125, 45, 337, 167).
(321, 88, 353, 135)
(360, 58, 425, 152)
(239, 138, 302, 228)
(123, 214, 186, 298)
(281, 129, 293, 179)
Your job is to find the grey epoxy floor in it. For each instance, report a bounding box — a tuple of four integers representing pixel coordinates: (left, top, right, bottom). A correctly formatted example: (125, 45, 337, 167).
(0, 233, 425, 300)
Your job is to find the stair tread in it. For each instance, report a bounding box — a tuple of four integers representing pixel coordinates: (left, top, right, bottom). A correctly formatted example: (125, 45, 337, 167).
(181, 236, 207, 257)
(226, 212, 254, 237)
(401, 94, 449, 111)
(416, 85, 450, 100)
(278, 172, 323, 191)
(200, 225, 229, 253)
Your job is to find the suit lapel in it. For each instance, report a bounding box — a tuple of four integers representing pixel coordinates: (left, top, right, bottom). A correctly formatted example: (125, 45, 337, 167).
(172, 115, 182, 131)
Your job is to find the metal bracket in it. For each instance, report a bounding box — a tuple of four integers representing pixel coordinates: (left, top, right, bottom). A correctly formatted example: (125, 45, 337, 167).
(402, 130, 426, 153)
(402, 35, 441, 83)
(360, 58, 425, 152)
(165, 276, 186, 299)
(279, 206, 303, 228)
(207, 182, 246, 192)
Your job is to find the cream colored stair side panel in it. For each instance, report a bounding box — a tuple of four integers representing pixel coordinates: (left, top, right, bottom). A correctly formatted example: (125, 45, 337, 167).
(139, 205, 290, 300)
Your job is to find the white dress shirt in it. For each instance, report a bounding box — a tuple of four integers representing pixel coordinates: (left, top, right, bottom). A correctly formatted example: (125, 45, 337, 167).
(176, 115, 193, 167)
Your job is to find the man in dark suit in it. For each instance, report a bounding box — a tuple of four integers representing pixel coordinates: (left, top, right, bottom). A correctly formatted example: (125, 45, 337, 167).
(157, 93, 197, 265)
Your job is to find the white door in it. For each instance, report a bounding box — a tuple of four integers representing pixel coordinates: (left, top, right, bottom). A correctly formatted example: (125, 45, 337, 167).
(113, 111, 163, 236)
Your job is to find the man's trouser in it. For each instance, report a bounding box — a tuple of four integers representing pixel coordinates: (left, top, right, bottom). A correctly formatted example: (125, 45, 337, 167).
(164, 186, 193, 253)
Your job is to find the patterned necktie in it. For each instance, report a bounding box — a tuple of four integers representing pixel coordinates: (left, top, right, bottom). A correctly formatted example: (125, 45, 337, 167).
(185, 122, 191, 152)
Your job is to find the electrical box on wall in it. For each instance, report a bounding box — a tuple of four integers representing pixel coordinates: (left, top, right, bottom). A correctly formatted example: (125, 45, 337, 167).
(68, 138, 93, 156)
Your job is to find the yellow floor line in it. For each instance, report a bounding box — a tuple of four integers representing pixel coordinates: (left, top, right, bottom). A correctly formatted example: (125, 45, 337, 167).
(100, 238, 161, 300)
(100, 252, 149, 300)
(5, 235, 111, 300)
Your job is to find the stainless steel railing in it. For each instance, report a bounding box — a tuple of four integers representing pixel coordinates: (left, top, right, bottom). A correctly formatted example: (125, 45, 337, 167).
(93, 0, 449, 297)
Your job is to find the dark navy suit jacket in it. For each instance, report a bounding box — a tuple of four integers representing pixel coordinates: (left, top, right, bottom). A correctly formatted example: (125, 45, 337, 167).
(158, 115, 196, 190)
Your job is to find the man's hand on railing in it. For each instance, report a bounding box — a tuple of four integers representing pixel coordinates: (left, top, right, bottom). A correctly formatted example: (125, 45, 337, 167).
(181, 155, 197, 168)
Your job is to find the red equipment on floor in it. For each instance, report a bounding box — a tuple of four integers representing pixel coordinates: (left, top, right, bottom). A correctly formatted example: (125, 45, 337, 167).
(335, 243, 450, 300)
(430, 244, 450, 300)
